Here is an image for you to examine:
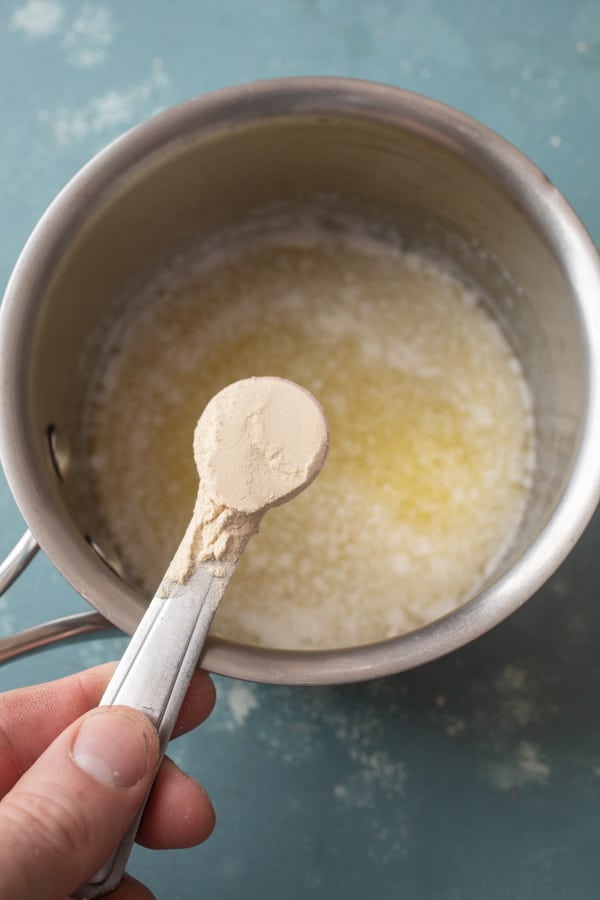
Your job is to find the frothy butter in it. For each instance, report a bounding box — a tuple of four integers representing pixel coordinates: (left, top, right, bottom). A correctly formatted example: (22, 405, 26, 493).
(88, 231, 535, 650)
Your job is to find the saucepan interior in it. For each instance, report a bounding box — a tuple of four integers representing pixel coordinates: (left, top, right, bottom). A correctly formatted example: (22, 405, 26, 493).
(2, 78, 600, 684)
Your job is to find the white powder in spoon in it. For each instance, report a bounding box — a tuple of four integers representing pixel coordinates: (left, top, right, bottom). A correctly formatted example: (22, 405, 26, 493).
(164, 377, 329, 584)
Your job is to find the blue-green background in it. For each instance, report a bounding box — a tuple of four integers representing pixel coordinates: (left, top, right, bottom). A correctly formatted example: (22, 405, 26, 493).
(2, 2, 600, 897)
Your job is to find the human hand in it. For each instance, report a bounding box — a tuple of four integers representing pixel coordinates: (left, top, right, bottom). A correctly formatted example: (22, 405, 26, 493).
(0, 662, 216, 900)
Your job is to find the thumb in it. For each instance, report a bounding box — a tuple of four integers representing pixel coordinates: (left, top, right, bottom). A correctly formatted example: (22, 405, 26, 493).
(0, 705, 159, 900)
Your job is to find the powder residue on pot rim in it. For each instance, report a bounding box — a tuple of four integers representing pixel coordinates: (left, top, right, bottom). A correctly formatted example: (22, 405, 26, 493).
(164, 376, 329, 584)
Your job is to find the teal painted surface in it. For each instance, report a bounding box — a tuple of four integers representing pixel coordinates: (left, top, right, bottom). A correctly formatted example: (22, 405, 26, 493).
(1, 1, 600, 897)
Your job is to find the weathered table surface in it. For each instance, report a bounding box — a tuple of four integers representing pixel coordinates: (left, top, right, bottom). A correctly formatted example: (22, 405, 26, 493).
(2, 2, 600, 897)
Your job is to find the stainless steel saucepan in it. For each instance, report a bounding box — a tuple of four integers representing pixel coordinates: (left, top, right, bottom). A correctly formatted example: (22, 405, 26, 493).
(1, 78, 600, 684)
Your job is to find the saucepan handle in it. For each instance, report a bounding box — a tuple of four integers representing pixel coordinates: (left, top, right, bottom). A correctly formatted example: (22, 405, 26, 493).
(0, 529, 39, 595)
(0, 529, 114, 663)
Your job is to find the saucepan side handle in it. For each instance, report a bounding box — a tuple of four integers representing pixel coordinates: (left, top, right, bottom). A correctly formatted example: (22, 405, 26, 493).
(0, 611, 114, 664)
(0, 530, 115, 663)
(0, 529, 39, 596)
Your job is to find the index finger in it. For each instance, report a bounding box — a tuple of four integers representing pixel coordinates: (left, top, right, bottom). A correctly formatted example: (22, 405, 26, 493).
(0, 663, 215, 798)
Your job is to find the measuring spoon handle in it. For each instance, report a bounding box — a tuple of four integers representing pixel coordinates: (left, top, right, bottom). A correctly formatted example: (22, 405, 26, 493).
(72, 563, 234, 899)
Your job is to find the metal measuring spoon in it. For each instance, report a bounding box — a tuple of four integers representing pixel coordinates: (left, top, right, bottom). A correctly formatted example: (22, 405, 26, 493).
(74, 377, 328, 898)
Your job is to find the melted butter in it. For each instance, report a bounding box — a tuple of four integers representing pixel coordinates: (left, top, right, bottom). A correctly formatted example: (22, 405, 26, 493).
(88, 235, 535, 650)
